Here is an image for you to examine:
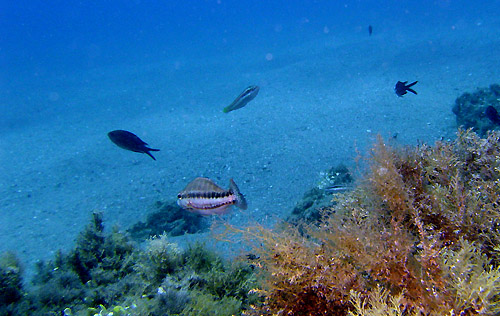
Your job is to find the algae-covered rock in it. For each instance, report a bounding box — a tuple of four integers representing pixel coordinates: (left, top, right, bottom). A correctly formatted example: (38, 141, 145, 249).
(128, 201, 209, 240)
(452, 84, 500, 135)
(288, 164, 353, 224)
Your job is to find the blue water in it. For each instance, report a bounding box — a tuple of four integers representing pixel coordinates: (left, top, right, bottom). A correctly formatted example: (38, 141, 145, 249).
(1, 0, 500, 274)
(3, 1, 496, 74)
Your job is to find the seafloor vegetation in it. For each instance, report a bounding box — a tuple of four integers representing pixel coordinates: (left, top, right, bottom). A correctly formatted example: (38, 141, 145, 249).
(235, 128, 500, 315)
(2, 128, 500, 315)
(0, 213, 259, 316)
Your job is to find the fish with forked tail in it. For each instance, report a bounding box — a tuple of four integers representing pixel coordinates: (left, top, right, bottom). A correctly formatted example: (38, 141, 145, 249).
(395, 81, 418, 97)
(108, 130, 160, 160)
(177, 177, 247, 215)
(223, 85, 259, 113)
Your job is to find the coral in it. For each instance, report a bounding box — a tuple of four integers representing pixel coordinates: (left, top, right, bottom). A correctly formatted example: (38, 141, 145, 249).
(243, 129, 500, 315)
(128, 201, 209, 240)
(452, 83, 500, 135)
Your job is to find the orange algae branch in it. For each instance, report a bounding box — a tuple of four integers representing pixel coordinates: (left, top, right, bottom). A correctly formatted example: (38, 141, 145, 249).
(234, 129, 500, 315)
(224, 223, 359, 315)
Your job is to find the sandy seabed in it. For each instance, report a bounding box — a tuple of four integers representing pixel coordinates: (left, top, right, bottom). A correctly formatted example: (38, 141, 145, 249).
(1, 24, 500, 278)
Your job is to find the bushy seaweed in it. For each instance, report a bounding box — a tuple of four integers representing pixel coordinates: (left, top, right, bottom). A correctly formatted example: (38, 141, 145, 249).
(2, 212, 257, 316)
(0, 252, 26, 315)
(242, 129, 500, 315)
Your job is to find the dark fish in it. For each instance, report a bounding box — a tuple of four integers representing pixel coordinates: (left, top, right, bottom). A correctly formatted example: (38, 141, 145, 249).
(368, 25, 373, 36)
(107, 130, 160, 160)
(177, 177, 247, 215)
(395, 81, 418, 97)
(223, 85, 260, 113)
(486, 106, 500, 125)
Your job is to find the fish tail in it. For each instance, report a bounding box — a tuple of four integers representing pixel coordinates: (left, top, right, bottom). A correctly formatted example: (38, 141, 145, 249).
(223, 105, 234, 113)
(229, 179, 247, 210)
(407, 88, 417, 95)
(407, 81, 418, 87)
(145, 151, 157, 160)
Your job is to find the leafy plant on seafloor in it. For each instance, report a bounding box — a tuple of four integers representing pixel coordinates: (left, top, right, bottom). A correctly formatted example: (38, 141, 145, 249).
(237, 128, 500, 316)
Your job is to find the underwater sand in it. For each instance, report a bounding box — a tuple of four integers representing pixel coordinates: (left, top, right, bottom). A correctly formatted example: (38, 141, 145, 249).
(1, 24, 500, 278)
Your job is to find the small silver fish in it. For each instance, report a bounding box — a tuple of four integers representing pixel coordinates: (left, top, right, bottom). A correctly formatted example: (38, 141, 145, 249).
(223, 85, 260, 113)
(323, 185, 350, 193)
(177, 177, 247, 215)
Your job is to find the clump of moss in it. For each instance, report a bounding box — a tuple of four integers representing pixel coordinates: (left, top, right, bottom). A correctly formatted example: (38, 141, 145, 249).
(128, 201, 209, 240)
(243, 129, 500, 315)
(452, 83, 500, 135)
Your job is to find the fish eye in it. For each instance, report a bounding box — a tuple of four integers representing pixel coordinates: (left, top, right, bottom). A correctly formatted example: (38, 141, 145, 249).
(177, 194, 182, 199)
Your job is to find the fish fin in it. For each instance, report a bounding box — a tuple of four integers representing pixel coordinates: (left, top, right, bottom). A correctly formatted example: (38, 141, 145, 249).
(229, 179, 247, 210)
(145, 151, 157, 160)
(407, 81, 418, 87)
(407, 88, 417, 95)
(147, 148, 160, 152)
(184, 177, 225, 192)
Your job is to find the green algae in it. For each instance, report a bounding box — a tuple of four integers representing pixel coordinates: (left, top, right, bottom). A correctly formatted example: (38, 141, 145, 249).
(1, 212, 257, 316)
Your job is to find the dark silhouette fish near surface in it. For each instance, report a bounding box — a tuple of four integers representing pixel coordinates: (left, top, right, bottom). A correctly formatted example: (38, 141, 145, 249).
(177, 177, 247, 216)
(395, 81, 418, 97)
(486, 106, 500, 125)
(107, 130, 160, 160)
(223, 85, 259, 113)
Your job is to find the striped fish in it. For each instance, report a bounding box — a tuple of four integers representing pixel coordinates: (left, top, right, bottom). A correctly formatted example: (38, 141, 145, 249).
(177, 177, 247, 216)
(223, 85, 260, 113)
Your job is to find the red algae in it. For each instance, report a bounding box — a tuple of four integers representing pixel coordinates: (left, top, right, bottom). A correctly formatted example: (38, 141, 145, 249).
(240, 129, 500, 316)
